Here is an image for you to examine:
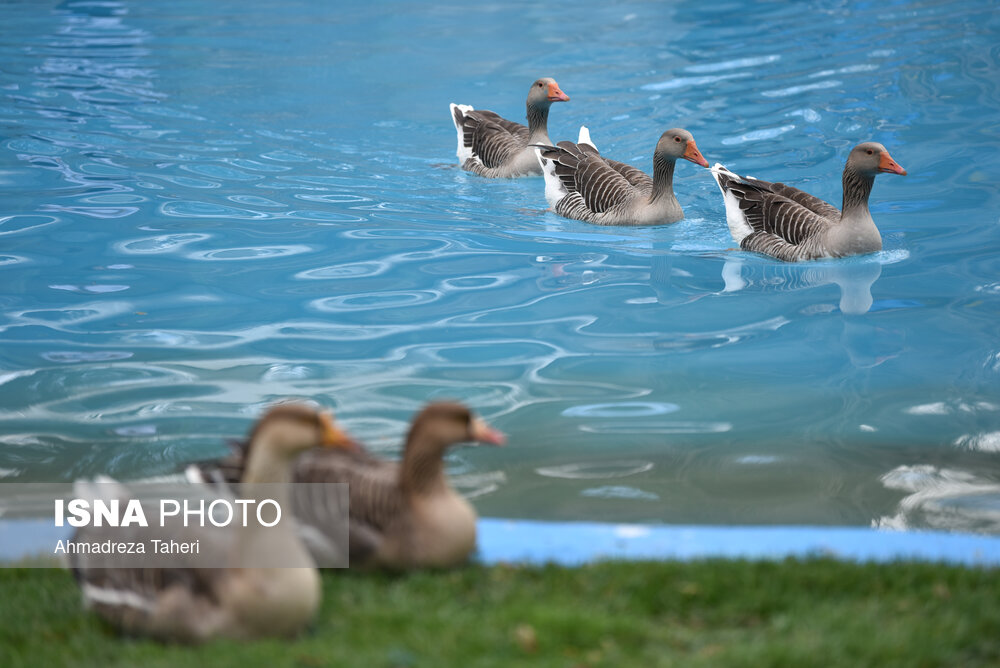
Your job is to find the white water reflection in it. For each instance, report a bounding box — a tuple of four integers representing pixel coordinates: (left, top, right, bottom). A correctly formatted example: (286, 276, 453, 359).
(536, 461, 654, 480)
(561, 402, 679, 418)
(955, 432, 1000, 452)
(581, 486, 660, 501)
(876, 465, 1000, 533)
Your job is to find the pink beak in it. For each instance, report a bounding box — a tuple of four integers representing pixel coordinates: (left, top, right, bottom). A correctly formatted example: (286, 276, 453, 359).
(547, 82, 570, 102)
(683, 140, 710, 168)
(878, 151, 907, 175)
(470, 418, 507, 446)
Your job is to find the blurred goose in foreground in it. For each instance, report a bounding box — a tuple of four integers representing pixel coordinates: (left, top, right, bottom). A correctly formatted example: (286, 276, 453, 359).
(710, 142, 906, 261)
(191, 401, 506, 570)
(450, 77, 570, 178)
(534, 126, 709, 226)
(71, 404, 356, 643)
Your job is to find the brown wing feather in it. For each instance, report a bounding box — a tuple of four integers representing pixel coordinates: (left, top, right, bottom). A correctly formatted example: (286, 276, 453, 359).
(574, 158, 640, 214)
(601, 157, 652, 190)
(72, 565, 205, 636)
(460, 110, 528, 169)
(739, 230, 814, 262)
(69, 512, 227, 639)
(769, 182, 841, 220)
(187, 440, 394, 563)
(468, 109, 528, 137)
(721, 174, 832, 245)
(539, 141, 639, 215)
(293, 449, 404, 562)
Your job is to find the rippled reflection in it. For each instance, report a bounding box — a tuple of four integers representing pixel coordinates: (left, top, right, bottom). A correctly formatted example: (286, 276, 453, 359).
(876, 465, 1000, 533)
(720, 254, 896, 315)
(536, 462, 654, 480)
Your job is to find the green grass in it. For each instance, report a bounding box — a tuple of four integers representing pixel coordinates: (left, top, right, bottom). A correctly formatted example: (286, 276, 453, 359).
(1, 559, 998, 667)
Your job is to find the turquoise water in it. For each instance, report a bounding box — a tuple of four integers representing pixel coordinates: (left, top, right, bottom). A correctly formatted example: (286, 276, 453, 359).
(1, 0, 998, 533)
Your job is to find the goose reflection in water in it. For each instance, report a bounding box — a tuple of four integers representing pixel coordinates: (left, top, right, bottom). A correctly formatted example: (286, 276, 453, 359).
(720, 257, 884, 315)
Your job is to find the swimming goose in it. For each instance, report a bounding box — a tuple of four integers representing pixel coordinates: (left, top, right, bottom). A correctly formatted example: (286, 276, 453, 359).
(450, 78, 570, 178)
(191, 401, 506, 570)
(534, 127, 709, 226)
(70, 404, 356, 643)
(710, 142, 907, 261)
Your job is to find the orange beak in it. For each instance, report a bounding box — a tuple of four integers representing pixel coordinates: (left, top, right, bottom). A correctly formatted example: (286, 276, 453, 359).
(547, 82, 570, 102)
(319, 412, 362, 452)
(683, 140, 709, 168)
(878, 151, 906, 175)
(470, 417, 507, 446)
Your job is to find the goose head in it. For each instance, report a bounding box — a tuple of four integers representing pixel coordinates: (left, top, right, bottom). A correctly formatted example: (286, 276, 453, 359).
(655, 128, 709, 168)
(246, 404, 357, 463)
(847, 142, 907, 176)
(527, 77, 570, 109)
(405, 402, 506, 457)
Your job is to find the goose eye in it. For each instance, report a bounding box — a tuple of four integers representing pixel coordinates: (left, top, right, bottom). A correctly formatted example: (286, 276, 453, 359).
(674, 136, 682, 142)
(866, 149, 873, 155)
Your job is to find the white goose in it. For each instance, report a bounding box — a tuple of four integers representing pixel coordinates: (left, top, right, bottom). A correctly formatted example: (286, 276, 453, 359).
(534, 126, 709, 226)
(710, 142, 907, 261)
(69, 404, 356, 643)
(450, 78, 570, 178)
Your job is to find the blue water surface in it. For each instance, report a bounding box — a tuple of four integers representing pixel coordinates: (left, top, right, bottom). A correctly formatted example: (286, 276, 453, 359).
(1, 0, 999, 534)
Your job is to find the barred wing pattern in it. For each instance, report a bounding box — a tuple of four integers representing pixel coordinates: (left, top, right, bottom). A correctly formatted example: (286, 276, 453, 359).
(600, 156, 652, 192)
(188, 442, 393, 564)
(69, 512, 229, 641)
(293, 448, 404, 563)
(769, 181, 842, 220)
(453, 107, 529, 174)
(714, 168, 839, 261)
(71, 563, 220, 639)
(537, 141, 641, 220)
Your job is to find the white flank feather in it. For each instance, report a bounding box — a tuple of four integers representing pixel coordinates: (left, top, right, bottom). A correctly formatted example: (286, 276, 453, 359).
(184, 464, 206, 484)
(710, 163, 753, 245)
(81, 582, 156, 612)
(536, 148, 566, 208)
(73, 474, 128, 506)
(449, 103, 475, 163)
(577, 125, 597, 150)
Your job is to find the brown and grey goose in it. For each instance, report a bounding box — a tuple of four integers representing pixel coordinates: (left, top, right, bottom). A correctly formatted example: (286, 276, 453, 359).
(450, 78, 570, 178)
(534, 126, 710, 226)
(190, 401, 506, 570)
(710, 142, 907, 261)
(70, 404, 356, 643)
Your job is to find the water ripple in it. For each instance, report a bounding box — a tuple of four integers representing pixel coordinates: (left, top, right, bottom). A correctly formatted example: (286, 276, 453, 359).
(185, 245, 314, 261)
(536, 461, 655, 480)
(296, 261, 387, 280)
(562, 402, 679, 418)
(876, 465, 1000, 533)
(0, 215, 60, 236)
(160, 200, 268, 219)
(581, 485, 659, 501)
(578, 421, 732, 435)
(115, 233, 211, 254)
(180, 163, 261, 181)
(310, 290, 440, 312)
(0, 254, 30, 266)
(41, 351, 133, 363)
(761, 79, 842, 98)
